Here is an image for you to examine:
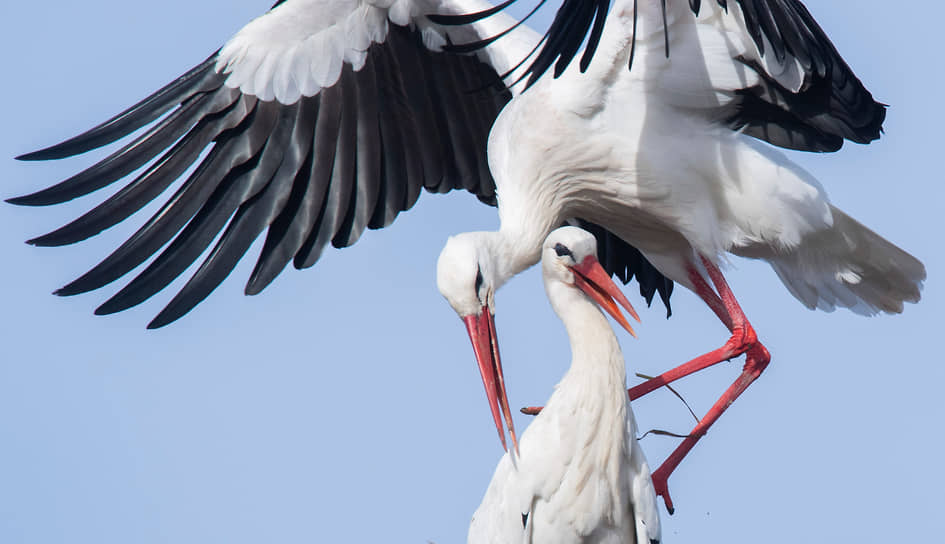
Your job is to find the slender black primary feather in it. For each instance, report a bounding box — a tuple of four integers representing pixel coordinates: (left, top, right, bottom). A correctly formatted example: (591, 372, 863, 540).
(14, 14, 674, 327)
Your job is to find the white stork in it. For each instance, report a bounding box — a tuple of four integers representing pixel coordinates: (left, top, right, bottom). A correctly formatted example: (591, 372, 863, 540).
(12, 0, 925, 512)
(434, 0, 925, 512)
(468, 226, 660, 544)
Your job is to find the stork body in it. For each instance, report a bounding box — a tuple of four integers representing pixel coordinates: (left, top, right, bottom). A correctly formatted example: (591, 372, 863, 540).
(459, 0, 922, 318)
(469, 227, 659, 544)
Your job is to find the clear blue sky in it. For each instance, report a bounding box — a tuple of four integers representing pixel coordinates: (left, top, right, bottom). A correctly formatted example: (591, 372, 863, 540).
(1, 1, 941, 542)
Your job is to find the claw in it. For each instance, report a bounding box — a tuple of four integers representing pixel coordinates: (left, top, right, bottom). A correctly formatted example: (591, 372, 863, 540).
(651, 466, 675, 515)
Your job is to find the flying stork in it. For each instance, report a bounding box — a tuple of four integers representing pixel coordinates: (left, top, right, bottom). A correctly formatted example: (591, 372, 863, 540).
(433, 0, 924, 511)
(467, 226, 660, 544)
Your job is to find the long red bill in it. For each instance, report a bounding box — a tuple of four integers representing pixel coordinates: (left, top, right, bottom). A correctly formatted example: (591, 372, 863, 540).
(463, 308, 518, 453)
(571, 255, 641, 337)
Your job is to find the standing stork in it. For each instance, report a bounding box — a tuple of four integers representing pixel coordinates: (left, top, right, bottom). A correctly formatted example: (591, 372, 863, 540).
(434, 0, 925, 512)
(467, 226, 660, 544)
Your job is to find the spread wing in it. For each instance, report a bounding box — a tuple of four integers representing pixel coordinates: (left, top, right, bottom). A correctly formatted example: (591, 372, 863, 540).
(12, 0, 675, 327)
(12, 0, 529, 328)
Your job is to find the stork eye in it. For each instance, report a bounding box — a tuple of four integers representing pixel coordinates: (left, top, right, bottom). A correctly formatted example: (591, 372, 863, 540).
(553, 243, 573, 258)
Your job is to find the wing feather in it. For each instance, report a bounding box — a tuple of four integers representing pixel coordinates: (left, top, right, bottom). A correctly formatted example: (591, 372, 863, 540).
(370, 51, 411, 229)
(52, 95, 265, 297)
(487, 0, 885, 151)
(316, 67, 359, 257)
(16, 56, 222, 162)
(15, 0, 672, 325)
(98, 101, 305, 318)
(333, 53, 382, 248)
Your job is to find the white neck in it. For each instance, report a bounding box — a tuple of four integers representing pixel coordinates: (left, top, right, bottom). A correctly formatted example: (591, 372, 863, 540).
(536, 276, 631, 514)
(546, 280, 626, 387)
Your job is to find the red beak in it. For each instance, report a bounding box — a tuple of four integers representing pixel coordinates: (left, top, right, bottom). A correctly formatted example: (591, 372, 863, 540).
(463, 307, 518, 453)
(571, 255, 641, 336)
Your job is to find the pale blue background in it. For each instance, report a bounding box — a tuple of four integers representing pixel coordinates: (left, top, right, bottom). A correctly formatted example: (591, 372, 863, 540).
(1, 1, 941, 542)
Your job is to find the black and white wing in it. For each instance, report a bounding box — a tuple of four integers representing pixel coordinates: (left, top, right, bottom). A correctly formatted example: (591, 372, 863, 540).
(689, 0, 887, 152)
(12, 0, 674, 327)
(453, 0, 885, 152)
(11, 0, 524, 328)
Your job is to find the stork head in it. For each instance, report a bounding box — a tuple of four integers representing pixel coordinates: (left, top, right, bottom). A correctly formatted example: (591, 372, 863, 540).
(436, 232, 518, 452)
(437, 232, 499, 319)
(541, 227, 640, 337)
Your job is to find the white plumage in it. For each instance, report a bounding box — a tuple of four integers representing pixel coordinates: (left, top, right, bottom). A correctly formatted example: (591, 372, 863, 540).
(437, 0, 925, 510)
(216, 0, 536, 103)
(470, 0, 923, 311)
(468, 226, 660, 544)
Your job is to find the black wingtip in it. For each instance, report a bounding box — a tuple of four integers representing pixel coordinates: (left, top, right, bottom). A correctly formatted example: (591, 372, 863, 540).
(146, 314, 173, 330)
(52, 287, 73, 297)
(14, 151, 45, 162)
(25, 230, 70, 248)
(6, 193, 52, 207)
(243, 283, 264, 296)
(24, 236, 43, 247)
(53, 285, 87, 297)
(15, 146, 78, 161)
(53, 275, 101, 297)
(147, 306, 180, 330)
(94, 298, 124, 316)
(15, 143, 89, 161)
(6, 181, 96, 206)
(16, 142, 95, 162)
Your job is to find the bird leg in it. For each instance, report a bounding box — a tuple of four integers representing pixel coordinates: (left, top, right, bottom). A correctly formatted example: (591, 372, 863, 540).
(629, 256, 770, 514)
(518, 257, 771, 514)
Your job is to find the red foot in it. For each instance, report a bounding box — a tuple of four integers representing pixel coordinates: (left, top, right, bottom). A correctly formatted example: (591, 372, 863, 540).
(650, 465, 675, 515)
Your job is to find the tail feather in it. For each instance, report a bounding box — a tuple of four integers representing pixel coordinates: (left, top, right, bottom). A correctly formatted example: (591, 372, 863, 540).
(764, 206, 925, 315)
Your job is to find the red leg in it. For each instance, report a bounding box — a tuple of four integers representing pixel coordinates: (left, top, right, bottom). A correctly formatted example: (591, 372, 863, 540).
(685, 260, 732, 330)
(520, 257, 771, 512)
(649, 342, 769, 513)
(631, 257, 770, 514)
